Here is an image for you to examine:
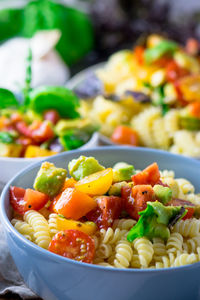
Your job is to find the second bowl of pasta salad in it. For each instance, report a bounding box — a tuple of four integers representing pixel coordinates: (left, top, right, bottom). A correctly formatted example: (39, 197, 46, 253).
(1, 147, 200, 300)
(69, 35, 200, 158)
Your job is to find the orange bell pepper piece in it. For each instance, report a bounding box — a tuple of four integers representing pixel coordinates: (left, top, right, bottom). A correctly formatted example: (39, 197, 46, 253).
(52, 188, 97, 220)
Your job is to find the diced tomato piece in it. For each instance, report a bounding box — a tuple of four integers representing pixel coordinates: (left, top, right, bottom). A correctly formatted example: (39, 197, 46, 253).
(173, 81, 188, 106)
(43, 110, 60, 125)
(111, 125, 139, 146)
(86, 196, 123, 229)
(10, 186, 48, 215)
(134, 46, 145, 65)
(123, 185, 155, 220)
(48, 229, 95, 263)
(132, 162, 160, 186)
(188, 102, 200, 119)
(16, 136, 35, 146)
(10, 186, 26, 215)
(10, 113, 23, 123)
(167, 198, 195, 220)
(52, 188, 97, 220)
(185, 38, 199, 56)
(121, 185, 132, 203)
(166, 60, 189, 83)
(24, 189, 49, 211)
(31, 121, 54, 143)
(15, 121, 33, 138)
(154, 56, 173, 68)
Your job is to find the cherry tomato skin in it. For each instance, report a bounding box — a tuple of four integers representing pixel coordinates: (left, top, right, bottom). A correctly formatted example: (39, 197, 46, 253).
(48, 229, 95, 263)
(134, 46, 145, 65)
(188, 102, 200, 119)
(43, 110, 60, 125)
(111, 126, 139, 146)
(166, 61, 189, 83)
(10, 186, 48, 215)
(167, 198, 195, 220)
(182, 207, 195, 220)
(15, 121, 33, 138)
(10, 186, 26, 215)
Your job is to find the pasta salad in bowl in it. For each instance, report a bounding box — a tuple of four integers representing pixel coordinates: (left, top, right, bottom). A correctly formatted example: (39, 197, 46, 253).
(70, 35, 200, 158)
(1, 147, 200, 300)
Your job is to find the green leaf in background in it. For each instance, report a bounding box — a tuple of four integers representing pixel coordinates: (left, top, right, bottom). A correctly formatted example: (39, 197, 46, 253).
(0, 0, 94, 65)
(21, 0, 94, 65)
(29, 86, 80, 119)
(59, 131, 85, 150)
(144, 40, 178, 64)
(0, 88, 19, 109)
(0, 131, 16, 144)
(0, 8, 23, 42)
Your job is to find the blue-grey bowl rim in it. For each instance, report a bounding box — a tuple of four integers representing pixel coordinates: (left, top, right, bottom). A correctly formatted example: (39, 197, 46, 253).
(1, 146, 200, 273)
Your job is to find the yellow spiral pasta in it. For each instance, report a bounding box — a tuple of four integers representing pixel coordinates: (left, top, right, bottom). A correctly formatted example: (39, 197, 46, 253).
(112, 218, 136, 231)
(166, 233, 183, 253)
(133, 237, 154, 268)
(173, 253, 198, 267)
(183, 235, 200, 253)
(152, 238, 167, 262)
(131, 107, 161, 148)
(114, 239, 133, 268)
(172, 219, 200, 238)
(99, 228, 122, 245)
(11, 219, 34, 241)
(24, 210, 51, 249)
(48, 213, 59, 237)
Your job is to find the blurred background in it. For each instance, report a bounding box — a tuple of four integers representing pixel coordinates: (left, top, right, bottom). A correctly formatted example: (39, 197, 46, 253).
(0, 0, 200, 91)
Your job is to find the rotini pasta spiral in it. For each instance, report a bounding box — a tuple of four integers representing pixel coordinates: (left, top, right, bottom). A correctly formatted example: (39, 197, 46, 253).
(133, 237, 154, 268)
(114, 239, 133, 268)
(166, 233, 183, 253)
(152, 238, 167, 262)
(99, 228, 121, 245)
(48, 213, 59, 237)
(24, 210, 51, 249)
(112, 219, 136, 231)
(11, 219, 34, 241)
(173, 253, 198, 267)
(183, 235, 200, 253)
(172, 219, 200, 238)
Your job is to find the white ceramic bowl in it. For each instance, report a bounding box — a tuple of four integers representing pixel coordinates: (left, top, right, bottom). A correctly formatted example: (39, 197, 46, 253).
(0, 132, 99, 189)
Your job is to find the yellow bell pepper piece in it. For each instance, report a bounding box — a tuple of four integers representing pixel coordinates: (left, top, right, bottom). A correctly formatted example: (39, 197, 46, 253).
(24, 145, 57, 158)
(56, 216, 97, 235)
(0, 143, 22, 157)
(75, 168, 113, 195)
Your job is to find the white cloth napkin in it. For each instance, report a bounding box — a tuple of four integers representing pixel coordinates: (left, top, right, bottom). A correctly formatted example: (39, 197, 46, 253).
(0, 221, 39, 300)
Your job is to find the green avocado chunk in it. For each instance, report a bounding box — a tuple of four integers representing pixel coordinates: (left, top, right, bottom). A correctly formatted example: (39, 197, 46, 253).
(33, 162, 67, 197)
(68, 156, 105, 181)
(144, 40, 178, 64)
(153, 184, 172, 205)
(127, 201, 186, 242)
(113, 162, 135, 182)
(108, 181, 131, 196)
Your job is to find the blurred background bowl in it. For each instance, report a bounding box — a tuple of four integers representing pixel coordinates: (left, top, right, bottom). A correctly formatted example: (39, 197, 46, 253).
(0, 132, 99, 190)
(1, 146, 200, 300)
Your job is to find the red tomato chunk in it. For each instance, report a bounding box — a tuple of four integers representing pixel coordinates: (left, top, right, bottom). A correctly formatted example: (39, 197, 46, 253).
(86, 196, 123, 229)
(48, 229, 95, 263)
(10, 186, 48, 215)
(132, 162, 160, 186)
(122, 185, 155, 220)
